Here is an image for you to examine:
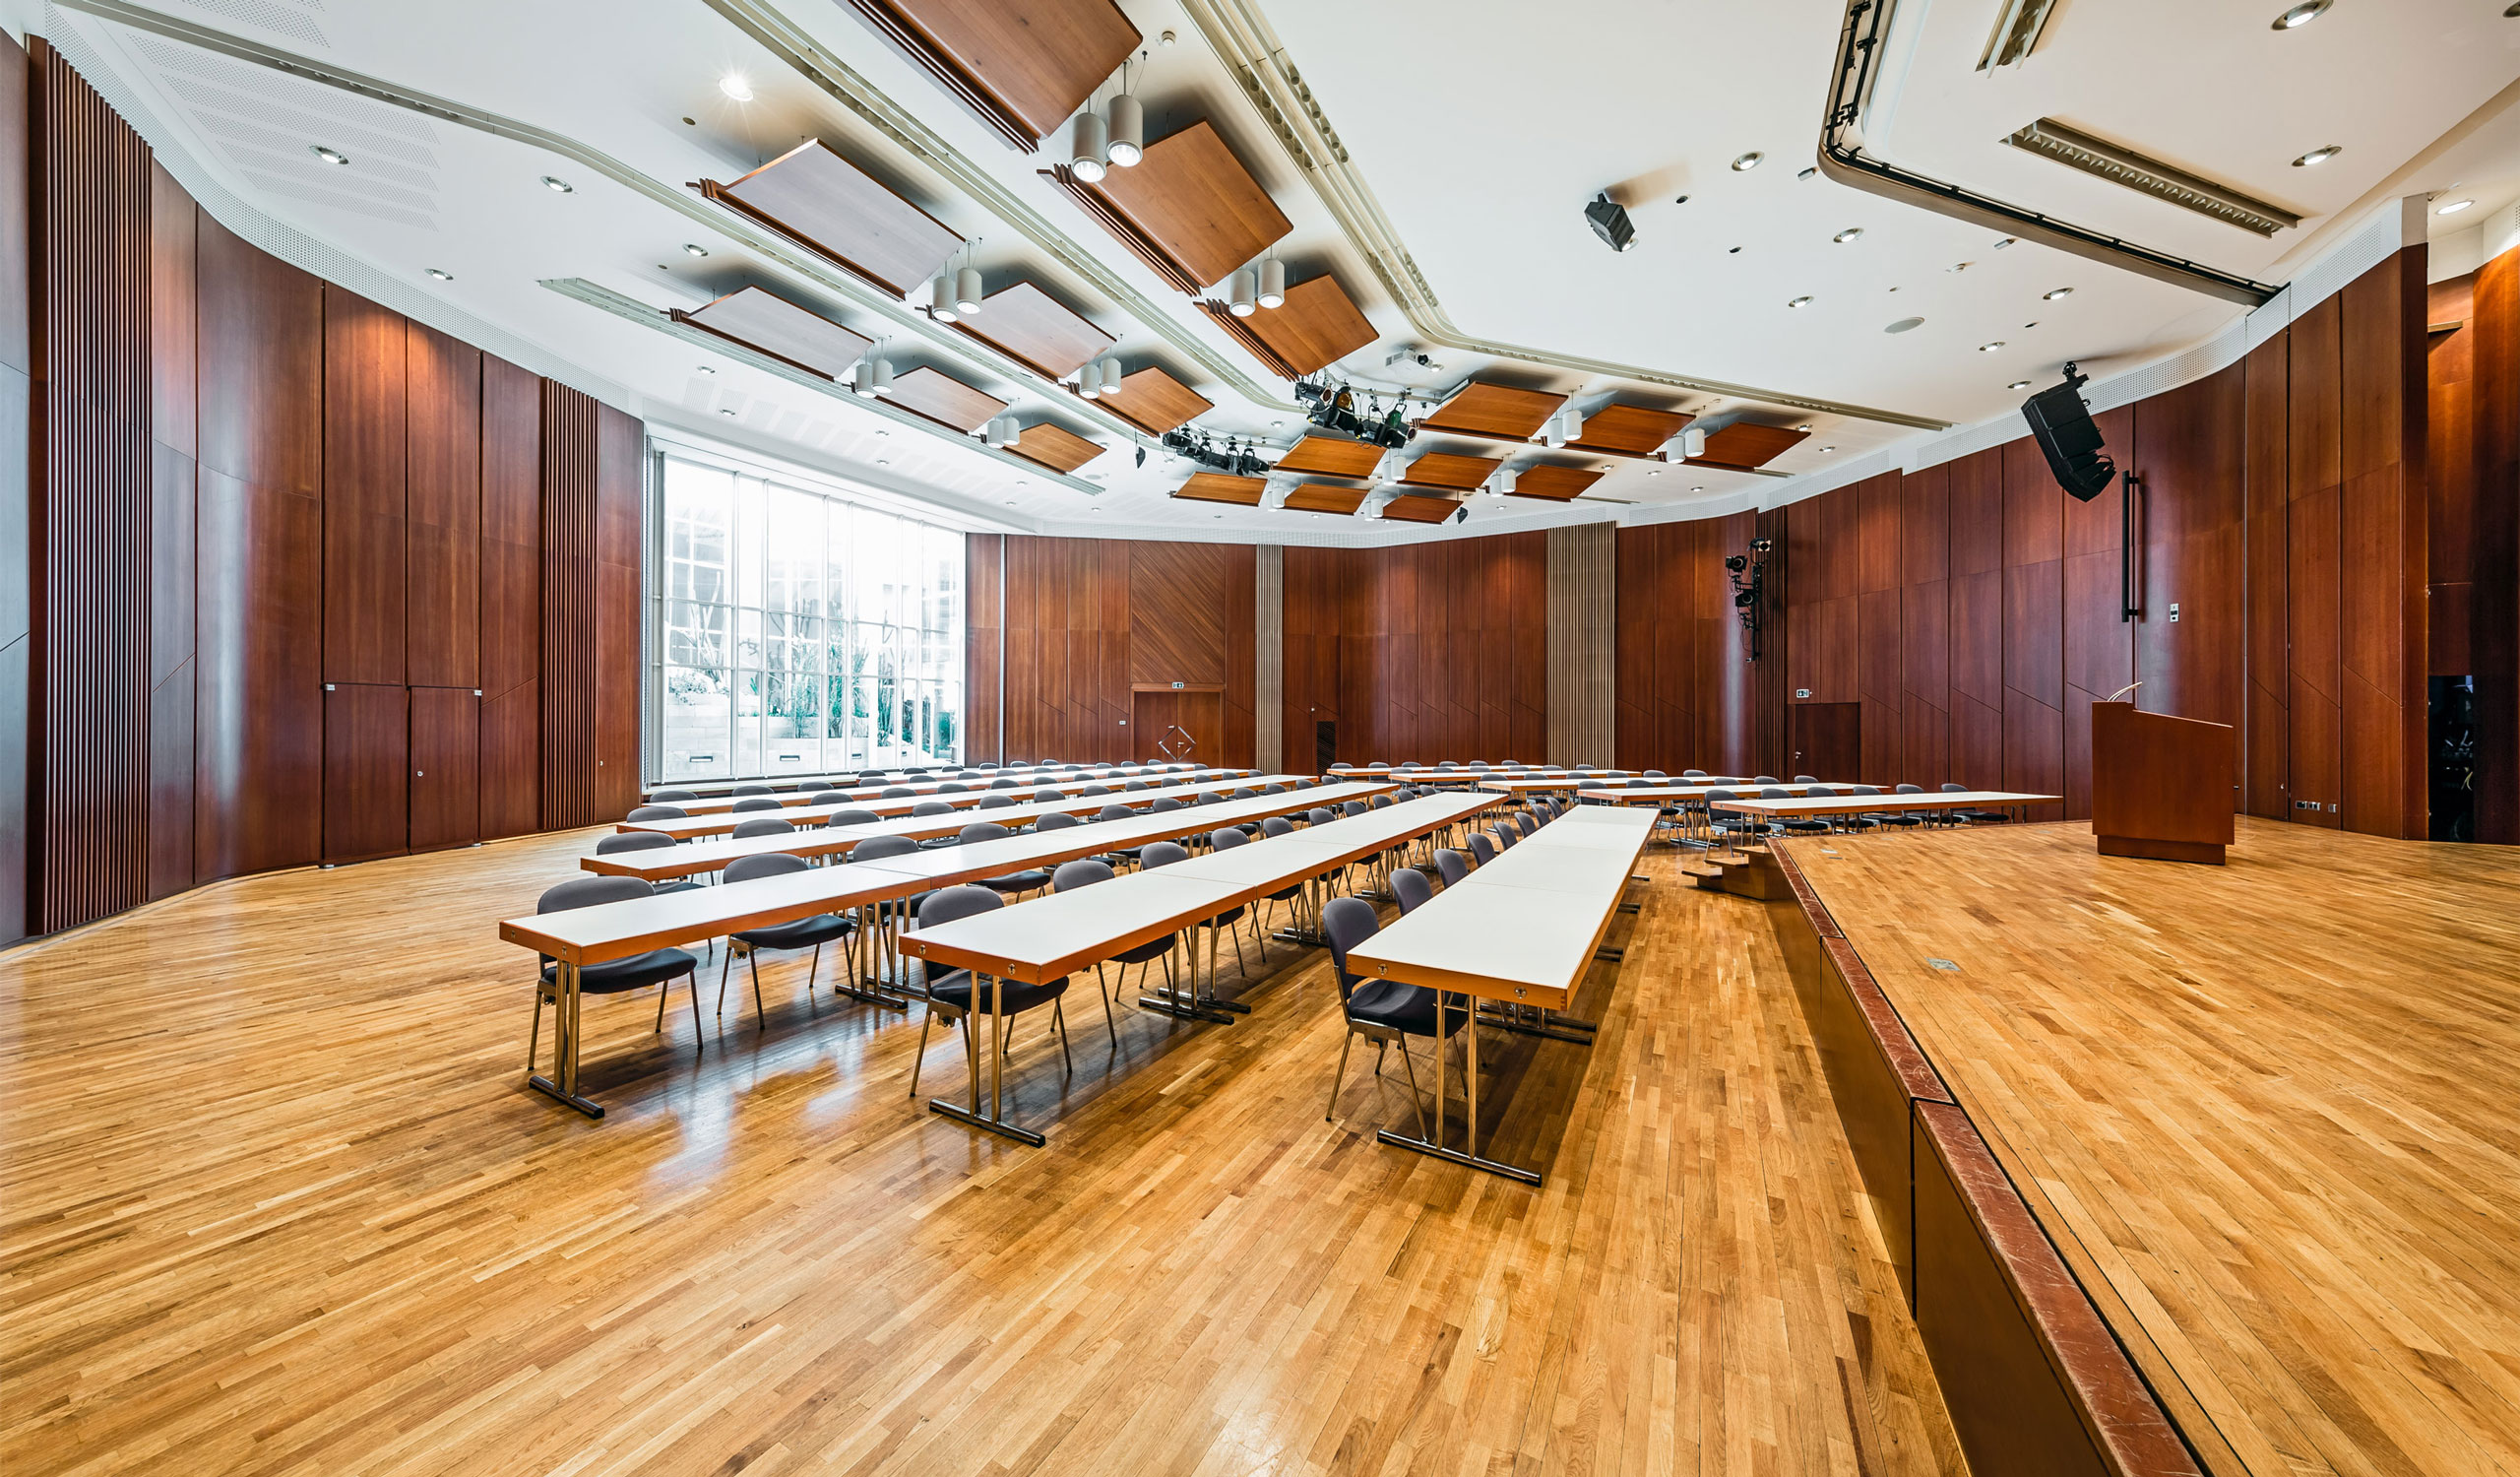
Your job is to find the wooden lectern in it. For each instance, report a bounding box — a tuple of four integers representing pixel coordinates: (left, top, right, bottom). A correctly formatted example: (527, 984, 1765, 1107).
(2091, 702, 2236, 865)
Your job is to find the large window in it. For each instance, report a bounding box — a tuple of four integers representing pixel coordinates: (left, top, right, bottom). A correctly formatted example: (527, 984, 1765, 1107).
(653, 450, 964, 782)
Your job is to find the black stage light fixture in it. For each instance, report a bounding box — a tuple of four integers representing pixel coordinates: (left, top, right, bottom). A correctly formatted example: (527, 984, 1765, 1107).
(1586, 192, 1638, 252)
(2021, 362, 2115, 501)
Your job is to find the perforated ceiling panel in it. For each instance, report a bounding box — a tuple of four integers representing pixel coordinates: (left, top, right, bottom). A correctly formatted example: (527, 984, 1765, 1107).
(164, 0, 330, 50)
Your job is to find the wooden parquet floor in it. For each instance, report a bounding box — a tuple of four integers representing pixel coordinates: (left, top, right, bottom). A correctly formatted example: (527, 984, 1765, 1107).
(1791, 817, 2520, 1477)
(1, 829, 1963, 1476)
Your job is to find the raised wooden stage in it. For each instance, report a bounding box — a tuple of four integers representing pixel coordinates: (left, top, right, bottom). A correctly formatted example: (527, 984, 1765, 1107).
(1775, 817, 2520, 1477)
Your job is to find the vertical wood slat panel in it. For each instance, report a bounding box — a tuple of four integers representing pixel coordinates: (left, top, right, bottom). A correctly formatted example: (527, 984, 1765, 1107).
(0, 30, 29, 945)
(540, 381, 600, 829)
(594, 403, 645, 819)
(30, 40, 154, 932)
(478, 353, 541, 839)
(148, 163, 196, 901)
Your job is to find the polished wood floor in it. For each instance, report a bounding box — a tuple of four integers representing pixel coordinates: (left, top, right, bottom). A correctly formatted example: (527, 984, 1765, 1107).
(1794, 817, 2520, 1477)
(1, 830, 1963, 1476)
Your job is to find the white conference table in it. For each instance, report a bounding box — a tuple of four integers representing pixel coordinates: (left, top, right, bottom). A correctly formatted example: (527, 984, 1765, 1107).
(628, 768, 1260, 838)
(649, 761, 1205, 802)
(1345, 804, 1659, 1186)
(659, 766, 1252, 817)
(1711, 790, 2060, 828)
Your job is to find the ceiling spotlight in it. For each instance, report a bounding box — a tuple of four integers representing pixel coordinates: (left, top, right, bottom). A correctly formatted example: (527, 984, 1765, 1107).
(1885, 316, 1924, 334)
(858, 353, 893, 398)
(719, 74, 754, 101)
(1979, 341, 2006, 352)
(1678, 426, 1708, 460)
(540, 175, 574, 193)
(2293, 145, 2341, 167)
(1258, 257, 1287, 309)
(2438, 198, 2478, 216)
(1105, 92, 1143, 167)
(682, 243, 710, 258)
(2272, 0, 2330, 28)
(1585, 192, 1639, 252)
(1070, 108, 1108, 183)
(424, 268, 453, 282)
(929, 274, 959, 324)
(309, 145, 348, 165)
(955, 265, 984, 316)
(1833, 227, 1863, 243)
(2044, 286, 2074, 300)
(1732, 151, 1764, 171)
(1095, 355, 1123, 392)
(1228, 266, 1258, 317)
(1788, 295, 1814, 308)
(2008, 379, 2033, 390)
(1078, 359, 1103, 399)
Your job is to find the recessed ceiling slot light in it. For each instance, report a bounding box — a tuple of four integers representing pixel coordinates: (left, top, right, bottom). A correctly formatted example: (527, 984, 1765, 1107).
(1993, 236, 2018, 249)
(1979, 341, 2006, 352)
(540, 175, 574, 193)
(2044, 286, 2074, 300)
(1833, 227, 1864, 243)
(2009, 118, 2300, 234)
(719, 74, 753, 101)
(2437, 198, 2478, 216)
(2272, 0, 2330, 29)
(2293, 145, 2342, 167)
(682, 243, 710, 257)
(1788, 295, 1814, 308)
(2008, 379, 2033, 390)
(424, 268, 453, 282)
(1796, 166, 1816, 181)
(720, 408, 735, 417)
(1731, 151, 1765, 171)
(310, 145, 348, 165)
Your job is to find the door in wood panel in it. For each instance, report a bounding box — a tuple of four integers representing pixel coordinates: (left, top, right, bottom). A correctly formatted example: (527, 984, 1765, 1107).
(324, 287, 408, 685)
(409, 686, 480, 852)
(324, 682, 409, 863)
(1790, 701, 1861, 782)
(1132, 688, 1223, 764)
(478, 679, 539, 840)
(195, 469, 324, 881)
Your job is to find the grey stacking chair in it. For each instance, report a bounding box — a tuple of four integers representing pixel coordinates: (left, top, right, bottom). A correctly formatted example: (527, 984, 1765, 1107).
(731, 816, 794, 840)
(850, 833, 924, 977)
(1389, 867, 1432, 914)
(1708, 789, 1768, 849)
(802, 789, 849, 807)
(651, 788, 699, 802)
(880, 786, 917, 800)
(962, 822, 1049, 897)
(626, 803, 686, 823)
(935, 782, 971, 795)
(975, 793, 1017, 810)
(1468, 832, 1499, 867)
(1752, 775, 1781, 785)
(1682, 770, 1708, 780)
(906, 886, 1073, 1100)
(527, 876, 700, 1069)
(1320, 896, 1470, 1133)
(1777, 787, 1835, 836)
(1794, 774, 1820, 784)
(1032, 789, 1063, 803)
(1433, 849, 1469, 886)
(718, 852, 857, 1023)
(1034, 810, 1082, 832)
(595, 831, 704, 899)
(1941, 782, 2011, 825)
(1048, 859, 1161, 1042)
(911, 800, 960, 849)
(730, 796, 784, 814)
(989, 777, 1021, 789)
(731, 784, 774, 797)
(827, 807, 881, 828)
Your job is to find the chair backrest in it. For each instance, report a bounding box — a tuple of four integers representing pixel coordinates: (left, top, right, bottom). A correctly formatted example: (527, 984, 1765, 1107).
(731, 797, 785, 814)
(1513, 811, 1540, 837)
(626, 803, 686, 822)
(1033, 789, 1063, 803)
(880, 786, 916, 799)
(724, 851, 810, 885)
(732, 817, 795, 839)
(1644, 770, 1667, 780)
(1099, 803, 1135, 822)
(1437, 761, 1458, 769)
(1124, 780, 1150, 792)
(1853, 785, 1882, 796)
(959, 821, 1009, 846)
(915, 884, 1002, 930)
(732, 784, 774, 797)
(802, 790, 848, 806)
(1262, 783, 1287, 795)
(1434, 848, 1469, 885)
(936, 782, 971, 794)
(597, 830, 676, 855)
(1052, 859, 1113, 891)
(1306, 807, 1334, 825)
(1140, 841, 1189, 869)
(1321, 896, 1380, 1000)
(1342, 800, 1370, 817)
(1369, 794, 1394, 809)
(910, 801, 954, 817)
(1468, 832, 1498, 866)
(1036, 810, 1082, 831)
(1230, 787, 1256, 800)
(1211, 827, 1249, 851)
(1577, 779, 1606, 790)
(1195, 791, 1226, 805)
(1150, 797, 1185, 813)
(537, 874, 650, 912)
(1260, 815, 1294, 838)
(1901, 784, 1928, 794)
(989, 777, 1019, 789)
(1575, 764, 1595, 772)
(975, 793, 1016, 809)
(1081, 784, 1112, 797)
(1707, 788, 1739, 802)
(828, 807, 881, 826)
(850, 834, 919, 862)
(651, 788, 699, 801)
(1759, 787, 1792, 800)
(1683, 769, 1707, 779)
(1753, 775, 1780, 785)
(1390, 867, 1433, 914)
(1491, 825, 1518, 851)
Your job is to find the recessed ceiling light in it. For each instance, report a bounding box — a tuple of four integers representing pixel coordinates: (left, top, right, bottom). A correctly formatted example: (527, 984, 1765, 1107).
(1728, 246, 1742, 255)
(2272, 0, 2330, 28)
(1004, 500, 1016, 506)
(424, 268, 453, 282)
(2044, 287, 2074, 300)
(1796, 166, 1816, 181)
(682, 243, 710, 257)
(540, 175, 574, 193)
(1691, 485, 1705, 493)
(1732, 151, 1764, 171)
(1796, 423, 1812, 432)
(1949, 261, 1974, 273)
(2293, 146, 2342, 167)
(720, 408, 735, 417)
(1992, 236, 2017, 249)
(1648, 468, 1664, 476)
(2438, 198, 2478, 216)
(1885, 316, 1925, 334)
(310, 146, 348, 165)
(1833, 227, 1864, 243)
(2008, 380, 2032, 390)
(1979, 341, 2006, 352)
(697, 365, 716, 374)
(719, 74, 753, 101)
(1788, 295, 1814, 308)
(1820, 446, 1836, 453)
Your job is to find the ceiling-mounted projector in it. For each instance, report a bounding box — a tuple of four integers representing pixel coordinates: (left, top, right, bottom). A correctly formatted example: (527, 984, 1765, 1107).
(1585, 192, 1638, 252)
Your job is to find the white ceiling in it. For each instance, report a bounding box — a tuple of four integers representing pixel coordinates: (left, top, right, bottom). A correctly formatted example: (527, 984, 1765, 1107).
(27, 0, 2520, 544)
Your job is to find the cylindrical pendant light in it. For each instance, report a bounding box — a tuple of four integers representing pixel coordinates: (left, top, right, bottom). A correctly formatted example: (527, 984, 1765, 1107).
(1679, 426, 1707, 460)
(852, 361, 879, 399)
(929, 274, 959, 324)
(1561, 409, 1585, 443)
(1228, 267, 1258, 317)
(1257, 258, 1286, 309)
(1105, 93, 1144, 167)
(1096, 355, 1123, 393)
(985, 416, 1016, 447)
(866, 354, 892, 397)
(1078, 359, 1102, 399)
(955, 265, 984, 316)
(1070, 109, 1107, 183)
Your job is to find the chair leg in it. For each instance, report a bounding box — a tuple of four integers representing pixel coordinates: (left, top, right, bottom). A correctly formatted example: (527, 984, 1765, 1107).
(527, 989, 545, 1073)
(686, 971, 704, 1052)
(1373, 1038, 1387, 1076)
(1053, 1000, 1073, 1075)
(807, 942, 822, 997)
(748, 951, 768, 1028)
(716, 947, 734, 1013)
(910, 1005, 937, 1097)
(1096, 964, 1117, 1044)
(1395, 1038, 1429, 1139)
(1228, 924, 1249, 980)
(655, 979, 669, 1031)
(1325, 1026, 1354, 1121)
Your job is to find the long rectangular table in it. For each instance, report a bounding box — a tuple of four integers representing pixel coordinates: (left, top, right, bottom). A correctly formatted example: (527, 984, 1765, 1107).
(500, 781, 1398, 1118)
(648, 761, 1203, 802)
(627, 770, 1264, 838)
(1711, 791, 2059, 827)
(1344, 804, 1659, 1186)
(659, 766, 1253, 817)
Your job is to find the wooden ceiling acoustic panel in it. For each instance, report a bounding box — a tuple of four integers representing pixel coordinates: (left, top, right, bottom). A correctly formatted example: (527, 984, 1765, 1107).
(1202, 274, 1376, 379)
(1378, 493, 1462, 524)
(886, 365, 1007, 433)
(848, 0, 1139, 151)
(1397, 451, 1500, 490)
(673, 287, 869, 381)
(1273, 434, 1384, 479)
(1508, 464, 1605, 501)
(1047, 120, 1292, 294)
(1010, 422, 1102, 475)
(951, 280, 1113, 380)
(1102, 365, 1213, 436)
(1173, 473, 1266, 506)
(698, 140, 962, 300)
(1281, 484, 1366, 515)
(1567, 402, 1693, 458)
(1419, 381, 1566, 441)
(1688, 421, 1809, 471)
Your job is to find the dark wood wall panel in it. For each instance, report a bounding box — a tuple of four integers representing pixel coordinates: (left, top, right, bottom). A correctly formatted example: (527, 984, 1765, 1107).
(2289, 296, 2345, 829)
(1350, 534, 1545, 764)
(965, 533, 1003, 762)
(2244, 339, 2292, 819)
(595, 404, 645, 820)
(1901, 463, 1950, 789)
(322, 681, 407, 863)
(31, 41, 157, 932)
(408, 685, 479, 852)
(0, 32, 27, 945)
(2337, 249, 2428, 838)
(149, 164, 196, 902)
(406, 321, 479, 690)
(2428, 273, 2478, 677)
(1283, 544, 1351, 770)
(322, 287, 406, 686)
(539, 382, 600, 827)
(478, 353, 540, 839)
(2478, 248, 2520, 843)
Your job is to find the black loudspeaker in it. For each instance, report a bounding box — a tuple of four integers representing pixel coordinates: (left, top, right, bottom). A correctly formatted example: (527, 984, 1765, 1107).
(2021, 362, 2115, 501)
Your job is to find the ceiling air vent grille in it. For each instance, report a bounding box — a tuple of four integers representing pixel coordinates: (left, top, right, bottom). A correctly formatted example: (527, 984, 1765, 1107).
(2003, 118, 2300, 236)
